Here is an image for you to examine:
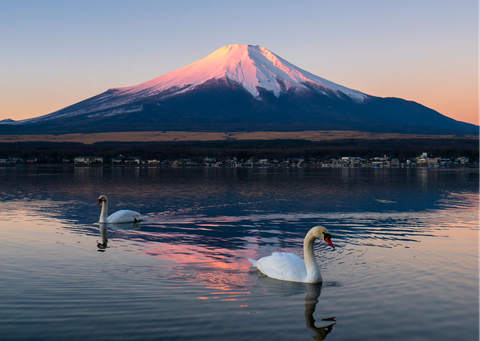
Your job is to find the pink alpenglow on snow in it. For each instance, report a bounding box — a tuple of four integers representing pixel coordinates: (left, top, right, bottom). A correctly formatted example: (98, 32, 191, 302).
(17, 44, 369, 125)
(9, 44, 477, 136)
(120, 44, 368, 102)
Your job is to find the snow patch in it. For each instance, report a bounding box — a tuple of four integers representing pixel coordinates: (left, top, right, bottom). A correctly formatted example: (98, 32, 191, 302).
(87, 105, 143, 118)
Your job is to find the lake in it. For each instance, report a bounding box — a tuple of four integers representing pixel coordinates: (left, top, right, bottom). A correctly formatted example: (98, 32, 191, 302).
(0, 166, 478, 340)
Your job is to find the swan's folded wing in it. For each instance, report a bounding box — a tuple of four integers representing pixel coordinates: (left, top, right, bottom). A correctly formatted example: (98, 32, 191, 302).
(256, 252, 307, 282)
(107, 210, 143, 223)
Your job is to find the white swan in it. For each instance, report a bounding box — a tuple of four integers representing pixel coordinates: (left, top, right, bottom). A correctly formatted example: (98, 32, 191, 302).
(248, 226, 334, 283)
(97, 195, 147, 223)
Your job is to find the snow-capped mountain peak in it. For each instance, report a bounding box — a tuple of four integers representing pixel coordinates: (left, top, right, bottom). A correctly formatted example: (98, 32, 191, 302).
(16, 44, 371, 125)
(6, 44, 477, 135)
(116, 44, 368, 102)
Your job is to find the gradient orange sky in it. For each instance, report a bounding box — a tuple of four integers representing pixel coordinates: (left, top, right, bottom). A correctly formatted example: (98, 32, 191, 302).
(0, 0, 478, 125)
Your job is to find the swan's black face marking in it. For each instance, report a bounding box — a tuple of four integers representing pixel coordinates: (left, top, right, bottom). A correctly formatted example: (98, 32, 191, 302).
(97, 195, 107, 205)
(324, 233, 335, 248)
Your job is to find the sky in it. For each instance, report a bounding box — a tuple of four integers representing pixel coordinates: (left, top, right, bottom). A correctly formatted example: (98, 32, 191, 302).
(0, 0, 478, 125)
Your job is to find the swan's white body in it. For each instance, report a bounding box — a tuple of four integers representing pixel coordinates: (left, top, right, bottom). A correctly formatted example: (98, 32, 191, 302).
(97, 195, 147, 223)
(248, 226, 334, 283)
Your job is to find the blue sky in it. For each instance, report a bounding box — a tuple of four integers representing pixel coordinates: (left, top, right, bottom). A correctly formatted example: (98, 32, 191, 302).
(0, 0, 477, 124)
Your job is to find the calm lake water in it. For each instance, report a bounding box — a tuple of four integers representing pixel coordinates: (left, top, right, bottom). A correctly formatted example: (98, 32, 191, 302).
(0, 166, 478, 341)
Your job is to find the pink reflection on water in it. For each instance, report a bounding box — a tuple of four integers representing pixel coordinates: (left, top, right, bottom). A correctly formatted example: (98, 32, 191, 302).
(139, 240, 252, 270)
(123, 232, 261, 297)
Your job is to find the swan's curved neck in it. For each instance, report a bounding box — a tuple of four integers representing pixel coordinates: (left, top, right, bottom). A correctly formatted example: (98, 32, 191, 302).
(303, 230, 321, 282)
(99, 199, 108, 223)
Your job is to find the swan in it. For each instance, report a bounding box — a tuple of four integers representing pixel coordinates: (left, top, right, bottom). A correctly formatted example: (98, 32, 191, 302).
(248, 226, 334, 283)
(97, 195, 147, 223)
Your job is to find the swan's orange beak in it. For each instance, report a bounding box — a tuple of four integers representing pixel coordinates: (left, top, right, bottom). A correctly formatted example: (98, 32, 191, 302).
(325, 235, 335, 248)
(97, 200, 102, 206)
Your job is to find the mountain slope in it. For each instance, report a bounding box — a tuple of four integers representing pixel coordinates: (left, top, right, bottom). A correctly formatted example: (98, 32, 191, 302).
(1, 44, 477, 135)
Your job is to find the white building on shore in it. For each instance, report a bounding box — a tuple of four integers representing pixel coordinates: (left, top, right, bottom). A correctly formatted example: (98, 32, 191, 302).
(74, 156, 103, 164)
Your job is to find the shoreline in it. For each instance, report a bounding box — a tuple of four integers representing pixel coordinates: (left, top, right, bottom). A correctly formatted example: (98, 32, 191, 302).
(2, 163, 478, 172)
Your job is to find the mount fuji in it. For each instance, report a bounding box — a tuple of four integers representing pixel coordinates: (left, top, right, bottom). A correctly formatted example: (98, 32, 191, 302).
(2, 44, 477, 135)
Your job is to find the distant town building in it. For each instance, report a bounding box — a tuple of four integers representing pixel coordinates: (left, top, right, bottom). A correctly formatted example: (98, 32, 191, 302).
(74, 156, 103, 164)
(125, 157, 141, 164)
(258, 159, 271, 167)
(110, 158, 123, 164)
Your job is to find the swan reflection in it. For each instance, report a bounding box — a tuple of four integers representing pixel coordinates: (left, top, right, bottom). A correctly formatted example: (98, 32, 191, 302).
(257, 276, 336, 340)
(105, 221, 141, 231)
(97, 222, 142, 251)
(304, 284, 336, 341)
(97, 224, 108, 251)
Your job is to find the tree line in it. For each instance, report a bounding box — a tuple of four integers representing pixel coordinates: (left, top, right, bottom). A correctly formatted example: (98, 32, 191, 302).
(0, 137, 478, 163)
